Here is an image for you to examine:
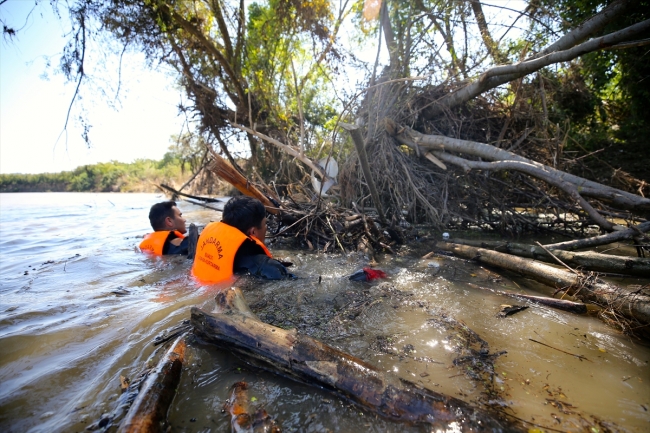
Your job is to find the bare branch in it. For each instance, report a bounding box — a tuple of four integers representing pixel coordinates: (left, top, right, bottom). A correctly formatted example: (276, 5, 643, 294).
(391, 124, 650, 212)
(230, 123, 329, 180)
(535, 0, 633, 58)
(431, 153, 615, 231)
(428, 19, 650, 115)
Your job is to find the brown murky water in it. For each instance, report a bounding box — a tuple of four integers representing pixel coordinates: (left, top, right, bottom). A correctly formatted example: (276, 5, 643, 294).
(1, 193, 648, 432)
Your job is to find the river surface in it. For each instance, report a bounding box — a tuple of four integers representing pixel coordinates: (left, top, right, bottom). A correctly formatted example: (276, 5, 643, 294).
(0, 192, 648, 432)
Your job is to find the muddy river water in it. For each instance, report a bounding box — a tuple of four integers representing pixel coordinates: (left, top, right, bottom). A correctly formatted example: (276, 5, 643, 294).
(0, 193, 648, 432)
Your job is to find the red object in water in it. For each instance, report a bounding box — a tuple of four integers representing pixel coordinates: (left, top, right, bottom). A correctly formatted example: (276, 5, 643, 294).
(363, 267, 386, 281)
(349, 267, 387, 281)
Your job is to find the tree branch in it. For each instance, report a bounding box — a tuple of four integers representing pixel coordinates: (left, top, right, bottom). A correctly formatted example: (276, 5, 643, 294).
(429, 19, 650, 115)
(390, 124, 650, 212)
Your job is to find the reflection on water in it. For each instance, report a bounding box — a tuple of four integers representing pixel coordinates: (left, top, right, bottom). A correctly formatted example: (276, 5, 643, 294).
(0, 193, 648, 432)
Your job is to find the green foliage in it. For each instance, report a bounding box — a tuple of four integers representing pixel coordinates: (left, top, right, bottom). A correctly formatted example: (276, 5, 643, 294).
(534, 0, 650, 149)
(0, 157, 190, 193)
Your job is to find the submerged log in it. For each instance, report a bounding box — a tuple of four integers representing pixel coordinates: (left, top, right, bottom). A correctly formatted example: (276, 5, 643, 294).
(191, 289, 523, 431)
(117, 335, 187, 433)
(451, 238, 650, 277)
(437, 242, 650, 339)
(468, 283, 587, 314)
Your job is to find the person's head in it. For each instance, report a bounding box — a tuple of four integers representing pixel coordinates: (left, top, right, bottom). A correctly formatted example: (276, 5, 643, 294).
(222, 196, 267, 241)
(148, 201, 187, 234)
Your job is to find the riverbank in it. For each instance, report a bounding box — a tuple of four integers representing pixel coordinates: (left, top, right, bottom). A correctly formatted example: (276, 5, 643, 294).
(0, 159, 189, 193)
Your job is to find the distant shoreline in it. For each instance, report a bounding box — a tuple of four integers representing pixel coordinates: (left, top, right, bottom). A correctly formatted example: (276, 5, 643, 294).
(0, 159, 188, 193)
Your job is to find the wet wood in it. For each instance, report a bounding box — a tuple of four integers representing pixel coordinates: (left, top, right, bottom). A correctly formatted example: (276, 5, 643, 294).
(543, 221, 650, 251)
(437, 242, 650, 339)
(192, 289, 523, 431)
(117, 335, 187, 433)
(224, 381, 282, 433)
(469, 283, 588, 314)
(451, 238, 650, 277)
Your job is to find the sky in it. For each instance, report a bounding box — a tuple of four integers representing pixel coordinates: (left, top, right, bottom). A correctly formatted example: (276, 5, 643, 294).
(0, 0, 187, 175)
(0, 0, 526, 176)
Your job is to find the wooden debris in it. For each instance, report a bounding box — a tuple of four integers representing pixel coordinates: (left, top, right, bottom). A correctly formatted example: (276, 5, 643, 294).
(529, 339, 590, 362)
(498, 305, 529, 317)
(224, 381, 282, 433)
(469, 283, 588, 314)
(437, 241, 650, 340)
(450, 238, 650, 277)
(191, 288, 523, 431)
(117, 334, 187, 433)
(544, 221, 650, 251)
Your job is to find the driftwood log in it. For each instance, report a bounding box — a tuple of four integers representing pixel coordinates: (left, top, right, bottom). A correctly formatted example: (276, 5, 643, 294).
(451, 238, 650, 277)
(192, 288, 524, 432)
(437, 242, 650, 339)
(468, 283, 588, 314)
(544, 221, 650, 251)
(117, 335, 187, 433)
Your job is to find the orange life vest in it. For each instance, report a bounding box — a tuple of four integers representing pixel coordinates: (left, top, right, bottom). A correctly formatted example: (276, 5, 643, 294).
(192, 221, 271, 284)
(139, 230, 186, 255)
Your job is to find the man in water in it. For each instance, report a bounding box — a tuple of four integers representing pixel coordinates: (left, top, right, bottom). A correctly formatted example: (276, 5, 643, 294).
(139, 201, 189, 255)
(192, 196, 289, 283)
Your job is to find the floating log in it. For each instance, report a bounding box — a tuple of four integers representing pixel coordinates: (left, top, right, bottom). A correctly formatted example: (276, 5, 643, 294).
(437, 242, 650, 340)
(192, 288, 523, 431)
(468, 283, 587, 314)
(117, 334, 187, 433)
(450, 238, 650, 277)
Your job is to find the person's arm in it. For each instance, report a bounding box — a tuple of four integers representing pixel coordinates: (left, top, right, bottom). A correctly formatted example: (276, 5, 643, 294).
(163, 234, 189, 255)
(233, 239, 289, 279)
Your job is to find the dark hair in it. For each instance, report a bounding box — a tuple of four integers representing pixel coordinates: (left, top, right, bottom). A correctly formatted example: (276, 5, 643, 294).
(222, 196, 266, 234)
(149, 201, 178, 231)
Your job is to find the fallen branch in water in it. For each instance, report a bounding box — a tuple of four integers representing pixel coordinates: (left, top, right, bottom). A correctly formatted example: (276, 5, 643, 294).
(449, 238, 650, 277)
(117, 334, 187, 433)
(468, 283, 587, 314)
(543, 221, 650, 251)
(192, 288, 523, 431)
(529, 339, 591, 362)
(436, 241, 650, 340)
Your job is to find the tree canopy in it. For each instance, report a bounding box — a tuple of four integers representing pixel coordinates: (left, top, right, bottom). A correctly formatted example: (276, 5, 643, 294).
(4, 0, 649, 229)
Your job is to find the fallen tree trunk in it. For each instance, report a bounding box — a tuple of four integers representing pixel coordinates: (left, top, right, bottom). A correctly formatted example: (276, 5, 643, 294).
(192, 288, 523, 431)
(451, 238, 650, 277)
(544, 221, 650, 251)
(468, 283, 587, 314)
(117, 335, 187, 433)
(436, 242, 650, 340)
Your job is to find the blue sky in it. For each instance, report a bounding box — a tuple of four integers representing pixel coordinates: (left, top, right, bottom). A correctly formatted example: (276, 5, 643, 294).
(0, 0, 186, 174)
